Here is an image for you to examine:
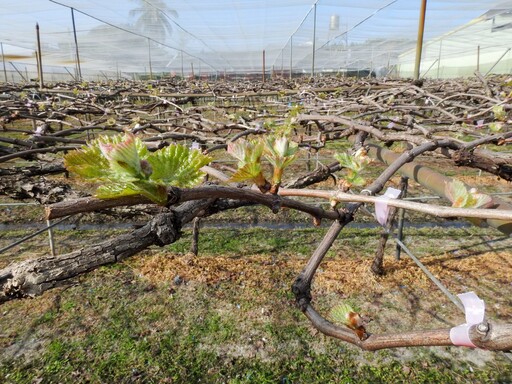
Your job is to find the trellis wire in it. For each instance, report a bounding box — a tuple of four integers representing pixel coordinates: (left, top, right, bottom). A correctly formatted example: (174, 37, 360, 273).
(394, 237, 465, 313)
(0, 215, 70, 255)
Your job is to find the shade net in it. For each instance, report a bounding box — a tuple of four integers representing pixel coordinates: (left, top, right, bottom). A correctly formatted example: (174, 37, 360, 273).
(1, 0, 511, 82)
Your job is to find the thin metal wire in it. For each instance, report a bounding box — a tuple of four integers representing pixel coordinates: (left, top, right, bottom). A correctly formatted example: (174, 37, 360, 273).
(0, 203, 39, 206)
(394, 237, 465, 313)
(0, 216, 70, 255)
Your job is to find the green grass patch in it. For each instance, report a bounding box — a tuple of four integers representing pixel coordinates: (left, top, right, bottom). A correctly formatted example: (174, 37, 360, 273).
(1, 226, 511, 383)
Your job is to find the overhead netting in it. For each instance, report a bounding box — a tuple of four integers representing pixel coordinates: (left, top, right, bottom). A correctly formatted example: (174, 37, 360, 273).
(1, 0, 511, 81)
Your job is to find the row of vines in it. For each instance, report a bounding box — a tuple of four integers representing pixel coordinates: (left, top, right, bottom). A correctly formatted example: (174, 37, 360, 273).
(0, 73, 511, 351)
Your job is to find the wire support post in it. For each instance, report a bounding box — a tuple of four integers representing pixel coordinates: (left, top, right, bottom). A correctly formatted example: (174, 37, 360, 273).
(47, 219, 56, 256)
(311, 2, 317, 78)
(35, 23, 44, 89)
(71, 7, 82, 82)
(395, 176, 409, 260)
(413, 0, 427, 80)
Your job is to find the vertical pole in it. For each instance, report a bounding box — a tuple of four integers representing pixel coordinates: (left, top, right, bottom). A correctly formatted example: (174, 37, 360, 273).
(1, 43, 7, 82)
(181, 51, 184, 78)
(395, 176, 409, 260)
(148, 38, 153, 80)
(476, 45, 480, 72)
(413, 0, 427, 80)
(190, 62, 194, 78)
(190, 217, 200, 256)
(311, 2, 317, 77)
(289, 36, 293, 80)
(436, 39, 442, 78)
(36, 23, 44, 89)
(262, 49, 266, 82)
(47, 219, 56, 256)
(35, 51, 40, 81)
(281, 50, 284, 77)
(370, 45, 374, 76)
(71, 8, 82, 82)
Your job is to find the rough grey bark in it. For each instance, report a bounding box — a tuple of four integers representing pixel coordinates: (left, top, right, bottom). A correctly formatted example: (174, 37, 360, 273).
(0, 200, 208, 303)
(453, 148, 512, 182)
(0, 174, 79, 204)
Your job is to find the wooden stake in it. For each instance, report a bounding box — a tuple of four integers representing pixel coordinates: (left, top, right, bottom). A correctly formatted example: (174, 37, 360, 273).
(71, 8, 82, 82)
(413, 0, 427, 80)
(1, 42, 7, 82)
(36, 23, 43, 89)
(262, 49, 266, 82)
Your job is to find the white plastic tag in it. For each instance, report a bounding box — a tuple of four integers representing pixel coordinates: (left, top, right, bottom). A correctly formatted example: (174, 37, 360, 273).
(374, 187, 401, 226)
(449, 292, 485, 348)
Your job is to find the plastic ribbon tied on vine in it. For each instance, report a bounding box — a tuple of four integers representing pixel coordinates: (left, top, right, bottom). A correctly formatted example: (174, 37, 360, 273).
(374, 187, 401, 226)
(450, 292, 486, 348)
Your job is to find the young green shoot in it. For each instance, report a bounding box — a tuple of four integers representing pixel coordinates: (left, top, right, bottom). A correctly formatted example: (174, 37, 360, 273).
(64, 132, 212, 205)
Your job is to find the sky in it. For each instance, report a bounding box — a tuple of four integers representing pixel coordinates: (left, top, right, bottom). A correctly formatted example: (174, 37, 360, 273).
(0, 0, 510, 74)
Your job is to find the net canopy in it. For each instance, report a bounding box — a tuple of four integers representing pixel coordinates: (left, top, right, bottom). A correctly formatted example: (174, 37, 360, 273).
(1, 0, 512, 81)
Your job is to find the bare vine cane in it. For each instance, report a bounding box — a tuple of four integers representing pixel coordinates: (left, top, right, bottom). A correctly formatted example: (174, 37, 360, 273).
(291, 139, 463, 347)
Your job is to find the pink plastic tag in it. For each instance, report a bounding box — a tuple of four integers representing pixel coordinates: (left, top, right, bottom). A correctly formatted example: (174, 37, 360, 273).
(449, 292, 485, 348)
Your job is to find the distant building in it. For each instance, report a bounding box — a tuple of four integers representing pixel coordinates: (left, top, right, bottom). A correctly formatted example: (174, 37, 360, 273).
(397, 8, 512, 78)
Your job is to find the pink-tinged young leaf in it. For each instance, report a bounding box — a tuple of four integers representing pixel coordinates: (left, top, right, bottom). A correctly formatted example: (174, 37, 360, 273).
(445, 179, 469, 208)
(227, 139, 264, 167)
(98, 133, 142, 180)
(445, 179, 493, 208)
(226, 141, 246, 163)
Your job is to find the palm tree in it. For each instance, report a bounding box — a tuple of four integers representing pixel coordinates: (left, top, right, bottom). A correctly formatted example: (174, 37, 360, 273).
(130, 0, 178, 43)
